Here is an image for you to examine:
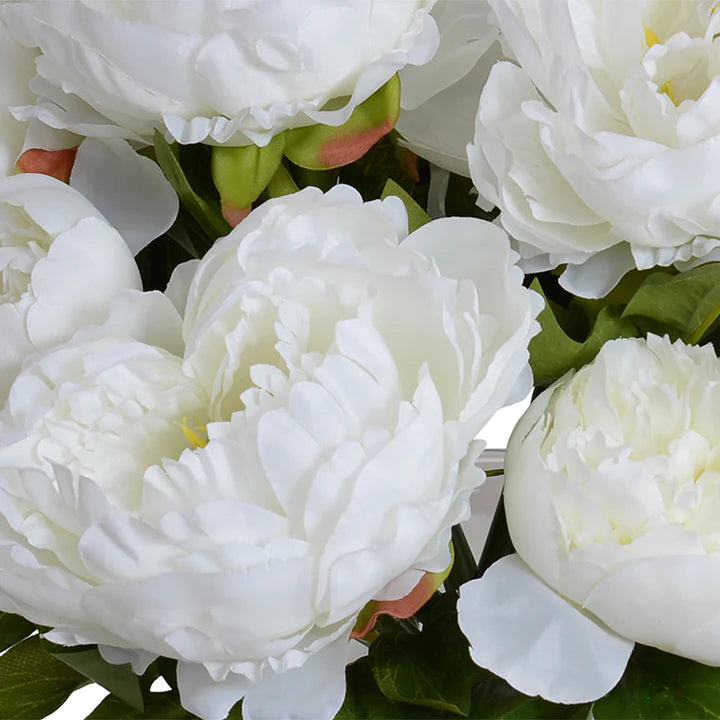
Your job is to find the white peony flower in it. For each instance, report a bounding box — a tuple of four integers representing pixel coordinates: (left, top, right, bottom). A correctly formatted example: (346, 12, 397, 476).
(0, 185, 541, 720)
(458, 334, 720, 703)
(4, 0, 439, 147)
(469, 0, 720, 298)
(0, 172, 142, 404)
(0, 14, 37, 177)
(397, 0, 503, 176)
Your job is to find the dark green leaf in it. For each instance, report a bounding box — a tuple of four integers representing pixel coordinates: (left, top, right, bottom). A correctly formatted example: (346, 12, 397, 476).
(370, 606, 474, 715)
(622, 264, 720, 343)
(0, 635, 87, 719)
(88, 689, 193, 719)
(381, 178, 431, 234)
(153, 129, 230, 240)
(593, 645, 720, 719)
(43, 641, 144, 711)
(0, 612, 35, 652)
(470, 669, 590, 719)
(337, 658, 448, 720)
(529, 278, 639, 386)
(444, 525, 477, 593)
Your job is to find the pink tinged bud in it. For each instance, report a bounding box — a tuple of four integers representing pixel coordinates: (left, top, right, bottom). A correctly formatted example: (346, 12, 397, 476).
(285, 74, 401, 170)
(318, 117, 394, 168)
(351, 548, 454, 639)
(222, 203, 252, 228)
(16, 147, 78, 183)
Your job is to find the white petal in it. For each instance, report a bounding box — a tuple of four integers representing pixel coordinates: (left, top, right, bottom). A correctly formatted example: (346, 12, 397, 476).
(166, 259, 201, 319)
(97, 644, 156, 675)
(26, 216, 141, 347)
(74, 288, 185, 357)
(177, 662, 254, 720)
(69, 138, 178, 255)
(457, 555, 633, 704)
(242, 634, 349, 720)
(584, 555, 720, 665)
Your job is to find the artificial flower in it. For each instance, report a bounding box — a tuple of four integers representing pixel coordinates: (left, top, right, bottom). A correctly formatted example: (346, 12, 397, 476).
(469, 0, 720, 298)
(4, 0, 439, 147)
(0, 172, 142, 404)
(458, 334, 720, 703)
(397, 0, 503, 177)
(0, 185, 540, 720)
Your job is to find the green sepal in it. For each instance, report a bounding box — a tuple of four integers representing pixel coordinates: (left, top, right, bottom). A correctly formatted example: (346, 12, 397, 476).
(593, 645, 720, 719)
(0, 635, 88, 719)
(284, 74, 401, 170)
(381, 178, 431, 234)
(153, 130, 230, 240)
(42, 640, 144, 711)
(0, 612, 35, 652)
(529, 278, 639, 386)
(211, 134, 285, 215)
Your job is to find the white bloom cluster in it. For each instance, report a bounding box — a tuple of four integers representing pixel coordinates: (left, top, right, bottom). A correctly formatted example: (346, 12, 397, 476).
(459, 334, 720, 703)
(0, 186, 539, 720)
(470, 0, 720, 297)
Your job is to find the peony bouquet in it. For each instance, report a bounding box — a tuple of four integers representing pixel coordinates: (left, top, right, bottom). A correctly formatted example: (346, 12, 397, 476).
(0, 1, 720, 719)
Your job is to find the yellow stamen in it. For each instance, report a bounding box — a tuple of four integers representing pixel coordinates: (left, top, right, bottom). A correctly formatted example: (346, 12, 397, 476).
(177, 417, 208, 449)
(659, 80, 677, 105)
(644, 24, 660, 48)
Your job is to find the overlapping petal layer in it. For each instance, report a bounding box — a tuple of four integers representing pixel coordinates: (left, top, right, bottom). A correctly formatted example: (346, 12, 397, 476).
(5, 0, 439, 146)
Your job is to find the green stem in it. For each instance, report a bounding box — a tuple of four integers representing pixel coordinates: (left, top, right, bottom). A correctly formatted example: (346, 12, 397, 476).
(686, 299, 720, 345)
(485, 468, 504, 477)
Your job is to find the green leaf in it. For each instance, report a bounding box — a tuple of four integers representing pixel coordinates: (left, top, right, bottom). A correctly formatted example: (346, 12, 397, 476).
(211, 134, 285, 212)
(43, 641, 144, 711)
(0, 635, 87, 719)
(153, 129, 230, 240)
(284, 75, 400, 170)
(470, 669, 590, 719)
(0, 612, 35, 652)
(337, 658, 449, 720)
(88, 689, 194, 719)
(593, 645, 720, 719)
(381, 178, 431, 234)
(622, 264, 720, 343)
(529, 278, 639, 386)
(444, 526, 477, 593)
(369, 605, 474, 715)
